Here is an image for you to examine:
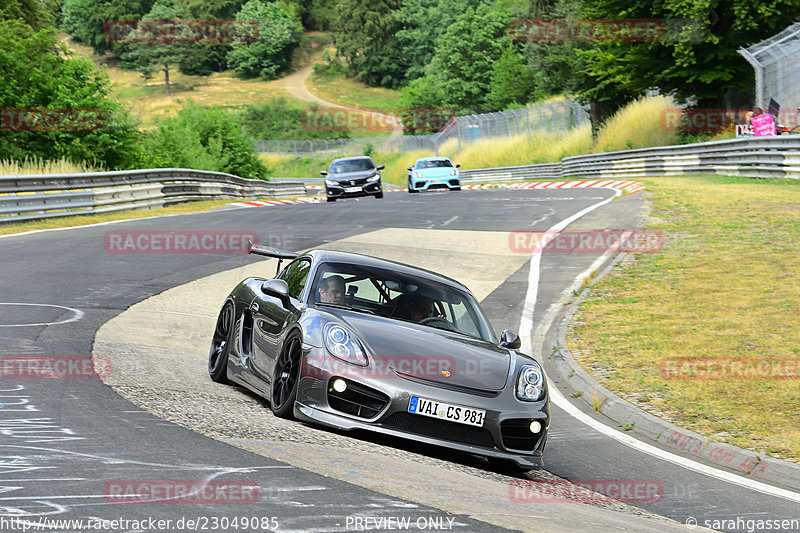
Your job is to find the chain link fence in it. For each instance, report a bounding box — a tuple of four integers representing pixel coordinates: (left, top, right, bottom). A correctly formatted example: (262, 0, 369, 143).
(253, 100, 589, 156)
(739, 21, 800, 115)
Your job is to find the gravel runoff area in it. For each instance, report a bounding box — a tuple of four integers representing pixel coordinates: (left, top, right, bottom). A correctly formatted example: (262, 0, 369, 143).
(93, 228, 687, 532)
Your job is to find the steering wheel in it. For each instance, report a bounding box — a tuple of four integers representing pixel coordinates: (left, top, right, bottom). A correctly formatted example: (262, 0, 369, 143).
(419, 317, 455, 330)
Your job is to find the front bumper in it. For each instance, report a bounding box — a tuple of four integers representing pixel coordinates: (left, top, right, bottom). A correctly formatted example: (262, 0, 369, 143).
(295, 350, 549, 469)
(410, 177, 460, 191)
(326, 181, 382, 199)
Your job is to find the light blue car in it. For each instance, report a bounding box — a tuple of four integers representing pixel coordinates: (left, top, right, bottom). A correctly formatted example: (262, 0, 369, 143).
(407, 157, 461, 193)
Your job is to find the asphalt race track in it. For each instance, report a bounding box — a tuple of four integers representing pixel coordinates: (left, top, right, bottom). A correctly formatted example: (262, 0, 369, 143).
(1, 188, 798, 532)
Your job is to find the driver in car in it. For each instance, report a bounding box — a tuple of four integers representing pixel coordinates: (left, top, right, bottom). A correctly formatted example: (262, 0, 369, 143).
(319, 275, 346, 305)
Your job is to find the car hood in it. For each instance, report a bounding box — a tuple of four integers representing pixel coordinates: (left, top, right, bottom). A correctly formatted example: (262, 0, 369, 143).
(328, 170, 379, 182)
(416, 168, 456, 179)
(341, 312, 511, 391)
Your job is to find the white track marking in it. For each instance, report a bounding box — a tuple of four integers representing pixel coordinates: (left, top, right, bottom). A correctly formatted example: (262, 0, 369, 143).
(0, 303, 84, 327)
(518, 191, 800, 504)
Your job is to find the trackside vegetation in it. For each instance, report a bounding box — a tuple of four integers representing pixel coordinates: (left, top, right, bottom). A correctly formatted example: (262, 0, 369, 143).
(569, 175, 800, 463)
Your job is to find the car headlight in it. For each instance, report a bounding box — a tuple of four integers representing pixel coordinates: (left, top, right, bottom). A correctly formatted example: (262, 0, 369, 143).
(324, 323, 367, 366)
(414, 172, 422, 178)
(366, 174, 380, 182)
(450, 169, 459, 176)
(325, 179, 337, 187)
(516, 364, 545, 401)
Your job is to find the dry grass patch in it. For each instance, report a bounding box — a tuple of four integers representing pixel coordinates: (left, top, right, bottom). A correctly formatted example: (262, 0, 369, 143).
(1, 157, 104, 175)
(569, 175, 800, 462)
(593, 95, 679, 152)
(306, 74, 404, 113)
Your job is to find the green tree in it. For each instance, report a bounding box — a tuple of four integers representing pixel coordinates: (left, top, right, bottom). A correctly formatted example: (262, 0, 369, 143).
(579, 0, 800, 126)
(172, 0, 247, 75)
(238, 98, 351, 141)
(486, 44, 537, 110)
(226, 0, 302, 79)
(0, 19, 143, 169)
(61, 0, 156, 55)
(1, 0, 60, 29)
(394, 0, 490, 81)
(331, 0, 407, 87)
(429, 4, 512, 113)
(144, 102, 268, 179)
(119, 0, 192, 96)
(516, 0, 587, 101)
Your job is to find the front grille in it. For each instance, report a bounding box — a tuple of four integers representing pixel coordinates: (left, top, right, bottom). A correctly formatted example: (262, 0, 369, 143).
(500, 418, 543, 452)
(383, 412, 495, 448)
(327, 379, 389, 419)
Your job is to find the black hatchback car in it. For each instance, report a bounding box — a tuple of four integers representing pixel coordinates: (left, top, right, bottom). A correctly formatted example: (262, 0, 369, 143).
(321, 156, 384, 202)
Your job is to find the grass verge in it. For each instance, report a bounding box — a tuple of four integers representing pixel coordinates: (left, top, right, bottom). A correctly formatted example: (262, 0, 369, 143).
(306, 73, 404, 113)
(568, 174, 800, 462)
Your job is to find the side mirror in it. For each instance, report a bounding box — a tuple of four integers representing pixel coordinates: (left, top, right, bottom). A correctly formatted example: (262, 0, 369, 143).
(261, 279, 291, 308)
(376, 165, 385, 170)
(499, 329, 521, 350)
(320, 170, 328, 176)
(455, 164, 461, 168)
(407, 167, 413, 171)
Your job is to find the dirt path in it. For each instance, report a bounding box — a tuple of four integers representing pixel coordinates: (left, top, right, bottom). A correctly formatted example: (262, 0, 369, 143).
(270, 63, 403, 136)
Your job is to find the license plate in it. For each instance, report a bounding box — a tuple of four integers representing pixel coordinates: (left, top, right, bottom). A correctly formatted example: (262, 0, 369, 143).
(407, 395, 486, 427)
(345, 186, 362, 193)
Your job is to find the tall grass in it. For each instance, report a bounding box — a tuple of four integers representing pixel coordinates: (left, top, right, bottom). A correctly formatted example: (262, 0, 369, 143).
(592, 95, 679, 152)
(0, 157, 104, 175)
(261, 96, 686, 182)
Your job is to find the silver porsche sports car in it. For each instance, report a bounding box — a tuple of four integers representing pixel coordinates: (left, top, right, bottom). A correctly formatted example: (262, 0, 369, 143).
(208, 244, 549, 470)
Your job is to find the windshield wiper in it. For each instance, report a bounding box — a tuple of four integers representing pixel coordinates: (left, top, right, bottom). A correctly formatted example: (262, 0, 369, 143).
(316, 302, 375, 315)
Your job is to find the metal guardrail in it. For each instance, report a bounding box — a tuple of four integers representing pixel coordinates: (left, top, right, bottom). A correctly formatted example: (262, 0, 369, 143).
(460, 136, 800, 183)
(0, 169, 305, 224)
(3, 136, 798, 223)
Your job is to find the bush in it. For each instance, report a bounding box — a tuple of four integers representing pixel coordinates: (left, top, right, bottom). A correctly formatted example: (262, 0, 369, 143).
(144, 102, 268, 180)
(238, 98, 351, 141)
(227, 0, 302, 79)
(0, 20, 144, 169)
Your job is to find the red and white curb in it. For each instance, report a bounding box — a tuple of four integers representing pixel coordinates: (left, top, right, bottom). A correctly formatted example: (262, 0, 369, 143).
(229, 180, 645, 208)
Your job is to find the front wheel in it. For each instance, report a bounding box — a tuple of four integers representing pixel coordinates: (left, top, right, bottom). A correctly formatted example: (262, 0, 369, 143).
(209, 302, 235, 383)
(326, 197, 336, 202)
(375, 191, 383, 199)
(408, 179, 418, 193)
(270, 335, 302, 419)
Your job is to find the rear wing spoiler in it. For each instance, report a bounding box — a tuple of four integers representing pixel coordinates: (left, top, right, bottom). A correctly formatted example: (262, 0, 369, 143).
(248, 240, 300, 276)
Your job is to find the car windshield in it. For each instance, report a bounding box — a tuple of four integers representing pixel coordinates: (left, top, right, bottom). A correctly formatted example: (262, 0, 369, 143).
(331, 159, 374, 173)
(311, 261, 496, 342)
(417, 159, 453, 169)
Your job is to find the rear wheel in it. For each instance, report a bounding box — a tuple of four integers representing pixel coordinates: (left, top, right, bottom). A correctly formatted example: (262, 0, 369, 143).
(209, 302, 235, 383)
(270, 334, 302, 419)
